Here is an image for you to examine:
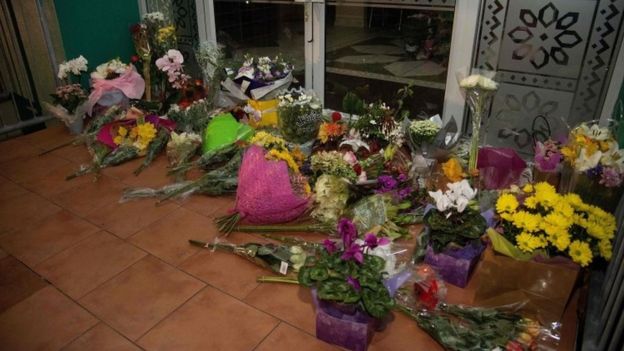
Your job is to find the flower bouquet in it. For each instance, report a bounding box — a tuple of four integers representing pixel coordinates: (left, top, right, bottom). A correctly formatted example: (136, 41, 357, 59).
(215, 131, 310, 234)
(195, 40, 225, 104)
(277, 89, 323, 144)
(298, 218, 395, 351)
(317, 112, 348, 148)
(422, 180, 486, 287)
(84, 58, 145, 116)
(406, 117, 442, 184)
(533, 139, 563, 187)
(559, 121, 624, 212)
(44, 56, 89, 133)
(459, 74, 498, 175)
(166, 131, 202, 174)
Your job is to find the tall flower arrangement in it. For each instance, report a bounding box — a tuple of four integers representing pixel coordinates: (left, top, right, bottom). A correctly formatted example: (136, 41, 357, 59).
(459, 74, 498, 175)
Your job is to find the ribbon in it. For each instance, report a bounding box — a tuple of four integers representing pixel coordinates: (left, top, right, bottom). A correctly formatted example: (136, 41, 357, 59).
(85, 66, 145, 115)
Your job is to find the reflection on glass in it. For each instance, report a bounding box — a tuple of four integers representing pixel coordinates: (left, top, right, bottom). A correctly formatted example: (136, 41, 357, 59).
(325, 6, 454, 117)
(214, 1, 305, 86)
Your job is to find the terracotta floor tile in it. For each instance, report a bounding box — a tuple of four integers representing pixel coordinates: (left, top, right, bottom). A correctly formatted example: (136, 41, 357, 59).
(86, 197, 179, 239)
(0, 256, 47, 313)
(21, 160, 94, 198)
(119, 156, 175, 188)
(0, 247, 6, 259)
(0, 286, 97, 351)
(369, 312, 443, 351)
(179, 233, 271, 299)
(80, 255, 204, 340)
(0, 137, 39, 164)
(51, 143, 93, 165)
(1, 210, 99, 267)
(129, 207, 214, 266)
(0, 178, 30, 201)
(101, 157, 144, 181)
(63, 323, 141, 351)
(255, 323, 339, 351)
(53, 175, 126, 217)
(138, 286, 278, 351)
(36, 231, 146, 299)
(18, 125, 73, 151)
(181, 195, 236, 217)
(0, 153, 70, 185)
(0, 192, 61, 235)
(244, 283, 317, 335)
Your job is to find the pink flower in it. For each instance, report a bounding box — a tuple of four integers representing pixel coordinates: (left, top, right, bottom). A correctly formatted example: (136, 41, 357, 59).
(341, 243, 364, 264)
(534, 140, 561, 172)
(322, 239, 338, 254)
(600, 167, 623, 187)
(364, 233, 390, 249)
(346, 276, 361, 291)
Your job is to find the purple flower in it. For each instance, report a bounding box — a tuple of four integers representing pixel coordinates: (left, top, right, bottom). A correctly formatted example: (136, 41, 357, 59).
(397, 187, 412, 200)
(397, 173, 407, 182)
(378, 175, 398, 192)
(337, 218, 357, 248)
(600, 167, 623, 187)
(534, 140, 561, 172)
(347, 276, 361, 291)
(587, 165, 603, 178)
(364, 233, 390, 249)
(323, 239, 338, 254)
(341, 243, 364, 264)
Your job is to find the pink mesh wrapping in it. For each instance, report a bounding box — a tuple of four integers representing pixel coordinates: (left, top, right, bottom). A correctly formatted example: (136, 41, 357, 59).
(235, 145, 309, 224)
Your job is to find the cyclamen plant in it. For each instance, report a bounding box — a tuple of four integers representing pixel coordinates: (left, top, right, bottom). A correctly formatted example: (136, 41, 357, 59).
(298, 218, 395, 319)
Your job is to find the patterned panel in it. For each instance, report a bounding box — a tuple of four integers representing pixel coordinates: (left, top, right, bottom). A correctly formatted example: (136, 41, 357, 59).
(327, 0, 455, 7)
(172, 0, 200, 76)
(474, 0, 624, 154)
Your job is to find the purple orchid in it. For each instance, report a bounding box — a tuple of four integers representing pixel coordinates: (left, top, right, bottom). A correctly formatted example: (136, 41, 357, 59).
(323, 239, 338, 254)
(337, 218, 357, 248)
(364, 233, 390, 249)
(346, 276, 361, 291)
(534, 140, 562, 172)
(341, 243, 364, 264)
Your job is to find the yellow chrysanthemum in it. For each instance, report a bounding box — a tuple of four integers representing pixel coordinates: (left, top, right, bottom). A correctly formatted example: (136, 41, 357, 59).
(599, 240, 612, 260)
(524, 196, 538, 209)
(511, 211, 541, 233)
(534, 182, 559, 208)
(547, 229, 571, 251)
(553, 201, 574, 218)
(136, 122, 157, 140)
(563, 193, 583, 208)
(113, 135, 124, 145)
(515, 232, 538, 252)
(496, 193, 519, 214)
(568, 240, 593, 267)
(522, 184, 534, 193)
(267, 149, 299, 172)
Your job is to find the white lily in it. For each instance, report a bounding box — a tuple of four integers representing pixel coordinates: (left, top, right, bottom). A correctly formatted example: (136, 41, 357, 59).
(579, 124, 611, 141)
(428, 190, 450, 212)
(576, 148, 603, 171)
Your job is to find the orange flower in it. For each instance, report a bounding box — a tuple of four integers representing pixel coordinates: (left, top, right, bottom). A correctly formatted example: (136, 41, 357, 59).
(318, 122, 344, 143)
(442, 158, 466, 182)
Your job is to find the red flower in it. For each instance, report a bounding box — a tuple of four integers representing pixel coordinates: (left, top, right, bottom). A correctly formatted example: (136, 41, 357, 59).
(331, 111, 342, 122)
(129, 23, 141, 34)
(131, 55, 140, 63)
(505, 341, 523, 351)
(353, 164, 362, 175)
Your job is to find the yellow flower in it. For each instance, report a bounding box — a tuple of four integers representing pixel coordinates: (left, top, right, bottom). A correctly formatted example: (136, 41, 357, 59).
(113, 135, 124, 145)
(547, 229, 570, 251)
(563, 193, 583, 208)
(524, 196, 538, 209)
(515, 232, 541, 252)
(599, 239, 612, 260)
(553, 201, 574, 218)
(136, 122, 157, 140)
(317, 122, 344, 144)
(118, 126, 128, 137)
(442, 158, 466, 182)
(129, 126, 138, 139)
(522, 184, 534, 193)
(267, 149, 299, 172)
(291, 147, 305, 166)
(568, 240, 593, 267)
(512, 211, 541, 233)
(496, 193, 519, 214)
(156, 26, 176, 44)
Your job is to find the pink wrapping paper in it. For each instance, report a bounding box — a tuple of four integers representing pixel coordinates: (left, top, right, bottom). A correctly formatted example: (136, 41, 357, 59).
(477, 147, 526, 190)
(85, 66, 145, 115)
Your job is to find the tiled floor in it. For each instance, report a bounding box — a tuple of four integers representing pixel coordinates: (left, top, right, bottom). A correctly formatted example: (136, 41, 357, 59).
(0, 126, 578, 350)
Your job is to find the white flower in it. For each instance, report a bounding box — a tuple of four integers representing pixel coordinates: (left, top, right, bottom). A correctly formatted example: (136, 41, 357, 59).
(460, 74, 498, 90)
(428, 190, 450, 212)
(57, 55, 88, 80)
(577, 148, 602, 171)
(601, 147, 624, 172)
(91, 58, 128, 80)
(143, 11, 164, 22)
(579, 123, 611, 141)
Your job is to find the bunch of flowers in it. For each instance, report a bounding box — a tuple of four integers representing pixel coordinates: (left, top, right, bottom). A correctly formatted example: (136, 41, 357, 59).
(50, 84, 87, 114)
(57, 55, 88, 82)
(277, 89, 323, 143)
(195, 40, 224, 101)
(426, 180, 485, 252)
(112, 121, 158, 152)
(167, 99, 213, 133)
(166, 131, 202, 169)
(409, 119, 440, 147)
(441, 158, 466, 183)
(298, 218, 395, 319)
(91, 58, 129, 80)
(534, 139, 562, 172)
(237, 55, 293, 84)
(561, 123, 624, 187)
(156, 49, 190, 90)
(155, 25, 177, 52)
(141, 12, 176, 54)
(459, 74, 498, 173)
(495, 182, 616, 266)
(311, 151, 358, 182)
(130, 22, 152, 100)
(250, 131, 303, 173)
(376, 174, 412, 201)
(353, 101, 392, 140)
(317, 112, 346, 146)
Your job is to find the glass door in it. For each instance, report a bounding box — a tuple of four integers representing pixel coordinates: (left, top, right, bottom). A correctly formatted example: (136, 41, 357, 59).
(324, 0, 457, 118)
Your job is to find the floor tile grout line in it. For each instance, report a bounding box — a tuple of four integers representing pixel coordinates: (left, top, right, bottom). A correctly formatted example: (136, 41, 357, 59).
(57, 320, 100, 351)
(132, 284, 208, 343)
(250, 321, 282, 351)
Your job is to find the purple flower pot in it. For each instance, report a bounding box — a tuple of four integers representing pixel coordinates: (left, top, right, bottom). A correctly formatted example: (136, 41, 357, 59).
(311, 291, 375, 351)
(424, 243, 484, 288)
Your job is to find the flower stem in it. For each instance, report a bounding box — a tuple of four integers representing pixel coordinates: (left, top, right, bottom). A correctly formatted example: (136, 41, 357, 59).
(257, 276, 300, 285)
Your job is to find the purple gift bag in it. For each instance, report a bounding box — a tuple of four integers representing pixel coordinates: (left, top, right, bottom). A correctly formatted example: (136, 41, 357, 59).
(424, 243, 484, 288)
